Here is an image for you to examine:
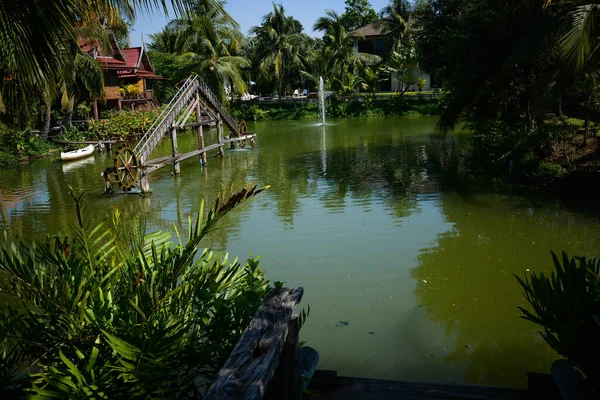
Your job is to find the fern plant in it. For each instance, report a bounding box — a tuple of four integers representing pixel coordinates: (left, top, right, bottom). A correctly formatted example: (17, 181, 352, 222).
(516, 251, 600, 393)
(0, 183, 271, 398)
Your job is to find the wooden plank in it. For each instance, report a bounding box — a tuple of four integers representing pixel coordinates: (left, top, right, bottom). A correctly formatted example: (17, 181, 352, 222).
(176, 144, 222, 163)
(306, 377, 528, 400)
(144, 143, 223, 173)
(179, 119, 217, 129)
(144, 154, 173, 165)
(205, 287, 304, 400)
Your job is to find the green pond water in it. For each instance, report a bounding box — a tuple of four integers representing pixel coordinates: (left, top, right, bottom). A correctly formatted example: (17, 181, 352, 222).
(2, 116, 600, 389)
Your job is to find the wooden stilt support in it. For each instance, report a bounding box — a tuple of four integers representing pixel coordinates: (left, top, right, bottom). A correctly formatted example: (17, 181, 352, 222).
(118, 98, 122, 112)
(195, 93, 207, 165)
(217, 121, 225, 158)
(93, 100, 99, 120)
(140, 168, 150, 194)
(171, 128, 180, 174)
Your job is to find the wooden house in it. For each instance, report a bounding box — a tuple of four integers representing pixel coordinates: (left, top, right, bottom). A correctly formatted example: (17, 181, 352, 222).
(79, 32, 162, 118)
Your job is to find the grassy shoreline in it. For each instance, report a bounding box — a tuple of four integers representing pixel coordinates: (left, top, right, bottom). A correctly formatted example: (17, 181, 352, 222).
(0, 137, 62, 167)
(229, 96, 443, 121)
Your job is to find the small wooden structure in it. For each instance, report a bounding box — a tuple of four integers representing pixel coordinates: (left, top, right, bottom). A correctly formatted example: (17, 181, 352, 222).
(205, 287, 318, 400)
(103, 75, 256, 194)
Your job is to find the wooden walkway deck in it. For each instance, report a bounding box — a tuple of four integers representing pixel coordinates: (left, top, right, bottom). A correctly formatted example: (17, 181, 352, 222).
(306, 376, 528, 400)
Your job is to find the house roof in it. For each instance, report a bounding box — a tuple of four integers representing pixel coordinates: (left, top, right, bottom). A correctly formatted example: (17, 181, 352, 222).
(96, 56, 128, 70)
(79, 30, 162, 79)
(353, 19, 390, 37)
(117, 43, 162, 80)
(118, 71, 163, 80)
(122, 48, 142, 69)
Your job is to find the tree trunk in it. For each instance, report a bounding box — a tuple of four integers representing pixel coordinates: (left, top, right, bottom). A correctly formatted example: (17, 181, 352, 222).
(63, 95, 75, 128)
(557, 97, 565, 119)
(583, 90, 592, 146)
(40, 101, 52, 141)
(525, 99, 535, 133)
(279, 73, 284, 101)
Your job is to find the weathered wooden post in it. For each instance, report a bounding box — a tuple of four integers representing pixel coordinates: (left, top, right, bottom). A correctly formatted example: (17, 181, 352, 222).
(170, 128, 180, 174)
(265, 315, 302, 400)
(140, 168, 150, 194)
(217, 120, 225, 158)
(205, 287, 306, 400)
(195, 93, 207, 165)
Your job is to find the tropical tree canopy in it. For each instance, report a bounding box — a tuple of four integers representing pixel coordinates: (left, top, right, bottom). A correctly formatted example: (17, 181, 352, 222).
(314, 9, 382, 83)
(340, 0, 379, 31)
(250, 4, 307, 98)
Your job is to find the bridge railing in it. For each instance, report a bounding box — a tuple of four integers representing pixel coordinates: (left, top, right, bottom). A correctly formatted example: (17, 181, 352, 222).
(196, 80, 239, 135)
(133, 75, 198, 160)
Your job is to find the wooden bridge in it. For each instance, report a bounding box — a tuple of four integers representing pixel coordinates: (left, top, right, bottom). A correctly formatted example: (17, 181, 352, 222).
(103, 75, 255, 194)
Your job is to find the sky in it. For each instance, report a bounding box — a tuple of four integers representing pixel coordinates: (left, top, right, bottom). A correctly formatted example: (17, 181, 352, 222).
(130, 0, 390, 47)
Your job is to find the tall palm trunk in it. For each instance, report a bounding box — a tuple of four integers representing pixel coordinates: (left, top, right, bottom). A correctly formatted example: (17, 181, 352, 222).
(583, 90, 593, 146)
(279, 74, 285, 100)
(339, 61, 346, 83)
(278, 61, 285, 100)
(41, 101, 52, 141)
(63, 95, 75, 128)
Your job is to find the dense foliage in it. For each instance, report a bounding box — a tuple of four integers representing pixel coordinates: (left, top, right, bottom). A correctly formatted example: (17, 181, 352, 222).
(339, 0, 379, 32)
(230, 96, 442, 121)
(0, 121, 59, 166)
(415, 0, 600, 178)
(0, 184, 271, 398)
(516, 252, 600, 393)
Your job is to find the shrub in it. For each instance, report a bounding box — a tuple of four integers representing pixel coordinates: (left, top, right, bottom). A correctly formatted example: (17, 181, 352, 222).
(0, 184, 272, 398)
(516, 252, 600, 393)
(249, 104, 268, 121)
(120, 84, 141, 99)
(87, 108, 163, 140)
(75, 102, 92, 120)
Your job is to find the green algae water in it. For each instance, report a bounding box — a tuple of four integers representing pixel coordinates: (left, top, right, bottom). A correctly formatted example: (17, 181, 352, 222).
(2, 117, 599, 389)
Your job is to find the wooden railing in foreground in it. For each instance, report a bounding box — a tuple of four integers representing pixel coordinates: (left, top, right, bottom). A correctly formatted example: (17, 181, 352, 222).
(205, 287, 319, 400)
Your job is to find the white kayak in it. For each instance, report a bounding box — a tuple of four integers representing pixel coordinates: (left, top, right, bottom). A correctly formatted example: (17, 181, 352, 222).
(61, 144, 95, 161)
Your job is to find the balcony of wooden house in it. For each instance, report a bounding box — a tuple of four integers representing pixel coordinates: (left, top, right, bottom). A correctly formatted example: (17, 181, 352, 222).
(119, 89, 159, 111)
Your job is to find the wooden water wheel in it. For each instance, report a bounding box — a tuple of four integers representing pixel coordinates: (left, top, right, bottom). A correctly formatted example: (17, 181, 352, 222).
(238, 120, 247, 148)
(113, 145, 139, 191)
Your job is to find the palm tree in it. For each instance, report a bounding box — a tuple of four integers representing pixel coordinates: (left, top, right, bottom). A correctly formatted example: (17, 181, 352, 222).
(149, 26, 182, 54)
(300, 46, 336, 90)
(60, 53, 105, 128)
(378, 0, 415, 55)
(0, 0, 209, 121)
(160, 1, 248, 101)
(314, 10, 381, 82)
(250, 3, 306, 99)
(333, 71, 367, 98)
(363, 66, 381, 95)
(547, 0, 600, 143)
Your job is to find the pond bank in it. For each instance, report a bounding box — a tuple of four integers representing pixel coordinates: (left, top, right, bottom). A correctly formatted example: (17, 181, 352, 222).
(5, 117, 585, 389)
(229, 96, 443, 121)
